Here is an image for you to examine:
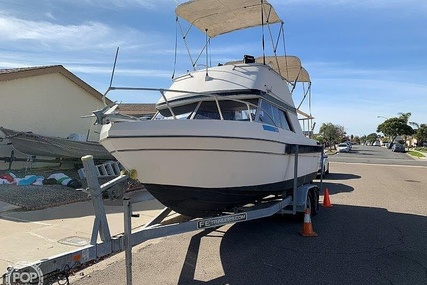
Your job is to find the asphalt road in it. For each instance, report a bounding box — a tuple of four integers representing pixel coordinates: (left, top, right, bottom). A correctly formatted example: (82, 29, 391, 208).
(329, 144, 427, 166)
(74, 146, 427, 285)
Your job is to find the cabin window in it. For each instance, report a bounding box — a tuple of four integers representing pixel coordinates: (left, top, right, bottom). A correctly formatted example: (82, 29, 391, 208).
(218, 99, 258, 121)
(193, 99, 258, 121)
(280, 110, 294, 131)
(194, 101, 221, 120)
(154, 98, 262, 123)
(154, 102, 198, 120)
(258, 100, 276, 126)
(258, 99, 294, 131)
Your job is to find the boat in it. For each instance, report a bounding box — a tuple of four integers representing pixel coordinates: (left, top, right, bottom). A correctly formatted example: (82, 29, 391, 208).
(0, 127, 114, 160)
(98, 0, 322, 217)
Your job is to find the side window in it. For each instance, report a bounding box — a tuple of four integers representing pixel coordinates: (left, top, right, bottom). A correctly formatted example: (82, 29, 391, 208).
(258, 100, 276, 126)
(272, 107, 282, 128)
(278, 110, 293, 131)
(258, 100, 294, 131)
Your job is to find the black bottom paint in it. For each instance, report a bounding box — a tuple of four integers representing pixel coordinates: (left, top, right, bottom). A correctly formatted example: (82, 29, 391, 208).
(144, 172, 317, 218)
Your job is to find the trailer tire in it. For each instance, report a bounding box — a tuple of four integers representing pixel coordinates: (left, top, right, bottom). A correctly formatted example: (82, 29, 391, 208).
(307, 189, 319, 217)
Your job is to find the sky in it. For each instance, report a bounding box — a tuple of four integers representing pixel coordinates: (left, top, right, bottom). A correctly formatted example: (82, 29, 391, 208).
(1, 0, 426, 136)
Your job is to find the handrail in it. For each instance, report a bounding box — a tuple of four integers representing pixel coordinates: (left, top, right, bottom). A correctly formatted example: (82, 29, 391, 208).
(160, 89, 177, 119)
(213, 95, 224, 120)
(246, 102, 253, 122)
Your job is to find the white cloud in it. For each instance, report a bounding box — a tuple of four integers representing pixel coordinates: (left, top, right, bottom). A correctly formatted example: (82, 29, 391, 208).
(295, 60, 427, 134)
(59, 0, 174, 10)
(305, 61, 427, 84)
(44, 12, 56, 20)
(0, 14, 154, 51)
(272, 0, 427, 9)
(69, 65, 171, 78)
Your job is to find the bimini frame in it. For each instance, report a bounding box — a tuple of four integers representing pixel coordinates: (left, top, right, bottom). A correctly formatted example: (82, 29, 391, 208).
(172, 0, 315, 137)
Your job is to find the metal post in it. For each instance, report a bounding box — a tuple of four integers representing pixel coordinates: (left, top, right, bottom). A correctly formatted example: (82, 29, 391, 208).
(8, 150, 15, 170)
(293, 145, 299, 215)
(319, 148, 324, 192)
(160, 90, 176, 119)
(214, 95, 224, 120)
(124, 198, 133, 285)
(81, 155, 111, 244)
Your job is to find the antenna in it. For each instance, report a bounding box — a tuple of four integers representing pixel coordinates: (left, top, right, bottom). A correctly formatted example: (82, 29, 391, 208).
(205, 29, 209, 78)
(102, 47, 120, 106)
(261, 0, 266, 65)
(109, 47, 120, 88)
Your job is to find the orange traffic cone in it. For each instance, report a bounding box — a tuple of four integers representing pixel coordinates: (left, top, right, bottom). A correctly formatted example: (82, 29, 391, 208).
(300, 208, 318, 237)
(322, 188, 332, 208)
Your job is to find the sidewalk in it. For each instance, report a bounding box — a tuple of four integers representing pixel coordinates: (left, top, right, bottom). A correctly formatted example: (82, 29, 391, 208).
(0, 190, 165, 281)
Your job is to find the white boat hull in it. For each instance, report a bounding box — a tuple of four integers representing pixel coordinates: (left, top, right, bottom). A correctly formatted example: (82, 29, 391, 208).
(100, 120, 321, 216)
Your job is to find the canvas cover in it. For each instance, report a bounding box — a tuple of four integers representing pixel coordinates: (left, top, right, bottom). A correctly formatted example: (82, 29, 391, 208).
(175, 0, 282, 38)
(226, 55, 311, 83)
(259, 56, 310, 83)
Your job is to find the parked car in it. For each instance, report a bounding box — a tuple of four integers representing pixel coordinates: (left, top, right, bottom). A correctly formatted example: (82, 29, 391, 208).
(337, 143, 350, 152)
(373, 141, 381, 146)
(317, 153, 330, 178)
(392, 143, 405, 152)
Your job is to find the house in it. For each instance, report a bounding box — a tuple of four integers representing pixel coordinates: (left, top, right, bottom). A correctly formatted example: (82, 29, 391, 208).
(0, 65, 112, 169)
(406, 135, 418, 148)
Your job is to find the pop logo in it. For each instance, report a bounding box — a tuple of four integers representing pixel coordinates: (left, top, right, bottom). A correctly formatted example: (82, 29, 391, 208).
(5, 262, 43, 285)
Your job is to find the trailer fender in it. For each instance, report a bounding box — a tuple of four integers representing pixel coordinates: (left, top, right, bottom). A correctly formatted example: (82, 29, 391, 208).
(294, 184, 319, 213)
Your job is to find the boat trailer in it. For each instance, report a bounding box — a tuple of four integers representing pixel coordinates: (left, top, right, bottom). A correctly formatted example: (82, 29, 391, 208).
(2, 150, 323, 285)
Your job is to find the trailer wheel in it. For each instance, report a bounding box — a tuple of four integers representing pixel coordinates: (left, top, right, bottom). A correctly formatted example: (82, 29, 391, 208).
(307, 189, 319, 217)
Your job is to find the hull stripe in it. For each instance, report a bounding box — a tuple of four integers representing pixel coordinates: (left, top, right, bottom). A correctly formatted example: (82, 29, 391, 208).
(111, 148, 321, 157)
(103, 135, 322, 154)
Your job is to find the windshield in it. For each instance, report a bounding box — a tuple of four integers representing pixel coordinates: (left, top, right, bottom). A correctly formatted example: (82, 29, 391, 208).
(153, 97, 295, 132)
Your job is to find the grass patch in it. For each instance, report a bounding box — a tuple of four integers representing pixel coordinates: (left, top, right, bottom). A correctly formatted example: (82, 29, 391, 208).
(408, 151, 425, 158)
(415, 147, 427, 153)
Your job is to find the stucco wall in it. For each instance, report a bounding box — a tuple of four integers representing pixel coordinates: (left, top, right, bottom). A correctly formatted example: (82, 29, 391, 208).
(0, 72, 105, 169)
(0, 73, 104, 137)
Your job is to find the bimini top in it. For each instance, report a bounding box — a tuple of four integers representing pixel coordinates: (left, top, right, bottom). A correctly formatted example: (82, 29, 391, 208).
(226, 56, 311, 83)
(175, 0, 282, 38)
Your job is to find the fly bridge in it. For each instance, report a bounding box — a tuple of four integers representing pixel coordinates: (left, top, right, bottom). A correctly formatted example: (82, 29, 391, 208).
(2, 151, 321, 285)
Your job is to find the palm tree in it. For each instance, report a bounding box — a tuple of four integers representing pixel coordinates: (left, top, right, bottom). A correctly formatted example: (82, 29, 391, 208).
(398, 112, 418, 147)
(398, 112, 419, 128)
